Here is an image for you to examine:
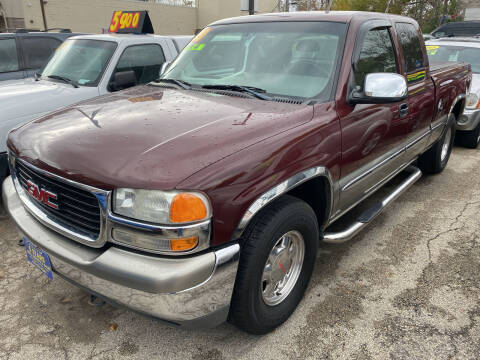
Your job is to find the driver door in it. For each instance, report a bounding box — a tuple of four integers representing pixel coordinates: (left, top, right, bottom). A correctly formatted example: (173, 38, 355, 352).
(336, 24, 409, 215)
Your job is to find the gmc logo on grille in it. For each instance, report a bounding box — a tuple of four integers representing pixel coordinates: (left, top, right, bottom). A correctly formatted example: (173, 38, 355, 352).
(26, 180, 59, 210)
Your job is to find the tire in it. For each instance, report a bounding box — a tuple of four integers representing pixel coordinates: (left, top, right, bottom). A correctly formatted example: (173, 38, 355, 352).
(229, 195, 319, 334)
(418, 114, 456, 174)
(456, 123, 480, 149)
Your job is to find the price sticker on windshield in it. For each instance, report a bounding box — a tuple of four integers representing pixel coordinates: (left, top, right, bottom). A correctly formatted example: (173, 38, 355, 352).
(426, 45, 439, 55)
(109, 10, 154, 34)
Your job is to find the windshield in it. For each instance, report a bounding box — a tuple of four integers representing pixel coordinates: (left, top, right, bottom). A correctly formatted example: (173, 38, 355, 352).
(40, 39, 117, 86)
(162, 22, 347, 100)
(427, 44, 480, 73)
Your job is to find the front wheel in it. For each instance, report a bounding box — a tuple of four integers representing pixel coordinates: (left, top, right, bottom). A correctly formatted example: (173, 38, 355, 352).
(229, 195, 318, 334)
(418, 114, 456, 174)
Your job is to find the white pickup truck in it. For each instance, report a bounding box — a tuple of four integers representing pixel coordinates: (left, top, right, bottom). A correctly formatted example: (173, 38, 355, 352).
(0, 33, 192, 182)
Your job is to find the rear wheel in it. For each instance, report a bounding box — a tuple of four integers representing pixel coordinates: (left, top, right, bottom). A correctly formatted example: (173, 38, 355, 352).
(418, 114, 456, 174)
(229, 195, 318, 334)
(456, 123, 480, 149)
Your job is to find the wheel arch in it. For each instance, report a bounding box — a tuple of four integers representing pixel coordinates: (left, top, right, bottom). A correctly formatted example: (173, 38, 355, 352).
(231, 166, 334, 242)
(450, 94, 466, 121)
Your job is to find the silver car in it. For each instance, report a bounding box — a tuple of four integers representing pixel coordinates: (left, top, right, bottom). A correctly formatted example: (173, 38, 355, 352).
(426, 37, 480, 148)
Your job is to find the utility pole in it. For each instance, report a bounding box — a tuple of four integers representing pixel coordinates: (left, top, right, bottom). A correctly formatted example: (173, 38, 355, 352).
(39, 0, 48, 30)
(249, 0, 255, 15)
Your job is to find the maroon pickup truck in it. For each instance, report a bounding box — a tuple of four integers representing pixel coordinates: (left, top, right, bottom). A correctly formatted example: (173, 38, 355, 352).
(3, 11, 471, 334)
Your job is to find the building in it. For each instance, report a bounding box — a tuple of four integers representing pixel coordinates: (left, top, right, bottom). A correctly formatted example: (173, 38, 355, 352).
(461, 0, 480, 21)
(0, 0, 281, 34)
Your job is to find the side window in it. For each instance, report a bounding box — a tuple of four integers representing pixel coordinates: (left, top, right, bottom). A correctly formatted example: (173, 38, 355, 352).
(114, 44, 166, 86)
(354, 28, 397, 88)
(0, 38, 20, 73)
(395, 23, 426, 78)
(22, 37, 62, 69)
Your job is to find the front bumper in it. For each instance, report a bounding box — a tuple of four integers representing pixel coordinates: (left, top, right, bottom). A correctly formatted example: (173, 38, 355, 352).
(457, 109, 480, 132)
(3, 176, 240, 328)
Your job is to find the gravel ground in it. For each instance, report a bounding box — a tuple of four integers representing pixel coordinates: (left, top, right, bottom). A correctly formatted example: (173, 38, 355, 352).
(0, 146, 479, 360)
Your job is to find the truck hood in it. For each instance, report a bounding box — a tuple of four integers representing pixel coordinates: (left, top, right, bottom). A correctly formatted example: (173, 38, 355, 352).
(0, 79, 99, 123)
(8, 85, 314, 190)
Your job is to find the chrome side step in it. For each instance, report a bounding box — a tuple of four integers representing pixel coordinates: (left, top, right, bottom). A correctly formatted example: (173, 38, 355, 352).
(323, 165, 422, 244)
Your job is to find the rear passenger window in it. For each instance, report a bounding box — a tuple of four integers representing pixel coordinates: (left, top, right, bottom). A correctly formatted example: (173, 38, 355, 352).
(354, 28, 397, 88)
(114, 44, 166, 85)
(0, 38, 19, 72)
(22, 37, 62, 69)
(395, 23, 426, 77)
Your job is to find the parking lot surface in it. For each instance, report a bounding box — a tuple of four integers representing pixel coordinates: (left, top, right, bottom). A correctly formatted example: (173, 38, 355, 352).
(1, 146, 479, 360)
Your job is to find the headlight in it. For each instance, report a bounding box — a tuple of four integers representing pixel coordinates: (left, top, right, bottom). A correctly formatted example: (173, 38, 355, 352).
(466, 93, 480, 110)
(114, 188, 211, 224)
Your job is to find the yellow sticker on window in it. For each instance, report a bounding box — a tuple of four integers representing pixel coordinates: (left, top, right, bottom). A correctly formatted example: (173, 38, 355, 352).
(426, 45, 439, 55)
(187, 43, 205, 51)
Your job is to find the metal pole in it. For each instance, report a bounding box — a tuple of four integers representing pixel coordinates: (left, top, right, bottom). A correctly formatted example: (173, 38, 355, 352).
(39, 0, 48, 30)
(249, 0, 255, 15)
(326, 0, 331, 12)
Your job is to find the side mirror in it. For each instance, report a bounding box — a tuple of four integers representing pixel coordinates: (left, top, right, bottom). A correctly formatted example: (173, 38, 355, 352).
(160, 61, 172, 76)
(349, 73, 408, 104)
(109, 70, 137, 92)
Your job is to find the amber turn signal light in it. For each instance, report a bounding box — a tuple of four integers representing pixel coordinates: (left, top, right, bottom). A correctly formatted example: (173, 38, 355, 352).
(169, 193, 207, 223)
(170, 236, 198, 252)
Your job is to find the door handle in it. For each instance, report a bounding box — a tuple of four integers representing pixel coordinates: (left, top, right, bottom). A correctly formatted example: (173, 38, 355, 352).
(399, 103, 409, 118)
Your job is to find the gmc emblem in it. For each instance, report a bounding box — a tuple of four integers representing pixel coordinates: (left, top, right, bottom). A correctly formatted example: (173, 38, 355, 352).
(26, 180, 58, 210)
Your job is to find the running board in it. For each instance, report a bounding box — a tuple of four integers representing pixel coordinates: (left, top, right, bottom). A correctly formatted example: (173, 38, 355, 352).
(322, 165, 422, 244)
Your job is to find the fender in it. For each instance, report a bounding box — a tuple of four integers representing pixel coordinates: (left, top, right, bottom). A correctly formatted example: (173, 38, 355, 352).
(231, 166, 334, 242)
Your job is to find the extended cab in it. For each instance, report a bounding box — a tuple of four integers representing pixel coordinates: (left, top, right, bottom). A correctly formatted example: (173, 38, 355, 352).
(0, 33, 192, 182)
(3, 12, 471, 334)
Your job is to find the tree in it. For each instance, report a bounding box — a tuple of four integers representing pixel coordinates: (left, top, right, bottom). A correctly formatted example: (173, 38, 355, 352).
(329, 0, 463, 33)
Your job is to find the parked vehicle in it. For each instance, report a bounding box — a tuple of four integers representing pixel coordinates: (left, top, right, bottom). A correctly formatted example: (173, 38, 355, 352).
(0, 33, 192, 183)
(432, 21, 480, 38)
(0, 29, 81, 82)
(3, 11, 471, 334)
(426, 37, 480, 147)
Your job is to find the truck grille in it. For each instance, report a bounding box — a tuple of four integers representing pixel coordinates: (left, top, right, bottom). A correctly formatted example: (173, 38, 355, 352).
(15, 160, 101, 240)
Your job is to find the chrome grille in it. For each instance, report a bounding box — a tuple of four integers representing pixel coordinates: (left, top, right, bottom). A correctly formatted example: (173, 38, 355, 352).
(15, 160, 101, 240)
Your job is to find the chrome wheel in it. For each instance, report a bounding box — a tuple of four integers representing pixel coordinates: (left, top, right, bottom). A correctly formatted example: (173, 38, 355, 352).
(261, 230, 305, 306)
(441, 127, 452, 162)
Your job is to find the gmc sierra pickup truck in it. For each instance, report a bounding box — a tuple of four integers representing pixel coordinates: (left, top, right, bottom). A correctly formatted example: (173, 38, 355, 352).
(3, 11, 471, 334)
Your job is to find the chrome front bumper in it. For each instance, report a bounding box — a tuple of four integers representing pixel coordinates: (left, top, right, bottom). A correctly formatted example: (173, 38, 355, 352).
(457, 109, 480, 132)
(3, 176, 240, 328)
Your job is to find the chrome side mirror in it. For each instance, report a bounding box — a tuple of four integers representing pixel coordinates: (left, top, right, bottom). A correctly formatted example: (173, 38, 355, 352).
(350, 73, 408, 104)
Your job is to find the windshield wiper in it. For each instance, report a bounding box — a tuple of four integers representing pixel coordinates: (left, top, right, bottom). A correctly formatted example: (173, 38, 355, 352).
(46, 75, 79, 88)
(154, 78, 191, 90)
(201, 84, 271, 101)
